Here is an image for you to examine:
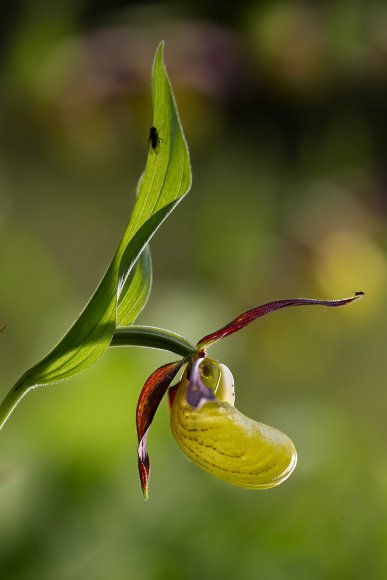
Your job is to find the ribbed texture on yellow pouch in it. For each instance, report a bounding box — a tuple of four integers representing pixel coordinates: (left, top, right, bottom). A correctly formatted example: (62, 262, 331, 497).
(170, 372, 297, 490)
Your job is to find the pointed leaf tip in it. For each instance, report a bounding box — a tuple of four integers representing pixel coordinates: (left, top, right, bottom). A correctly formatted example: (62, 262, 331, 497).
(0, 42, 192, 429)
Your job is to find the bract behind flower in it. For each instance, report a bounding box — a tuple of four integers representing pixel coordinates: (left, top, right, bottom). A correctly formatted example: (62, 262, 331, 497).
(170, 361, 297, 490)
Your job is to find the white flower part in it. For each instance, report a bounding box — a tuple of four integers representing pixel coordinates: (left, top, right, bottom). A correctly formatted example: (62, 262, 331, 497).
(216, 363, 235, 406)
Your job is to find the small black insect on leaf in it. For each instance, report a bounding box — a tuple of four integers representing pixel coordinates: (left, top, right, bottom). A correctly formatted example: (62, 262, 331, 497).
(148, 126, 162, 152)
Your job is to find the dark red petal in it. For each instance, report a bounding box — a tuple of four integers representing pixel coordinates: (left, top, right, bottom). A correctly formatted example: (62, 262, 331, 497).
(197, 294, 364, 350)
(136, 360, 183, 499)
(138, 452, 150, 501)
(168, 384, 179, 409)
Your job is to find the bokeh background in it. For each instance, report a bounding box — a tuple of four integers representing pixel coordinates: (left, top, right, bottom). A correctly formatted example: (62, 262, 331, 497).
(1, 1, 387, 578)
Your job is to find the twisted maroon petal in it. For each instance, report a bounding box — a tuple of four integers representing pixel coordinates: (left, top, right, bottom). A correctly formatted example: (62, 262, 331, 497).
(136, 360, 184, 499)
(197, 294, 364, 350)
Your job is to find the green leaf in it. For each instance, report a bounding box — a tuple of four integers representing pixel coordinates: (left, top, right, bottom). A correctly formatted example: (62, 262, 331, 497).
(117, 245, 152, 327)
(0, 41, 191, 426)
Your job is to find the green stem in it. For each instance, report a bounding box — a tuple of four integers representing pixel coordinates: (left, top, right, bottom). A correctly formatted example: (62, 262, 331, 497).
(0, 326, 196, 431)
(110, 325, 196, 357)
(0, 375, 31, 431)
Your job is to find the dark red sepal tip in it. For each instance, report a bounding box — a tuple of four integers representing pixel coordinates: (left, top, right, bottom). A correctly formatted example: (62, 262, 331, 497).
(138, 456, 150, 501)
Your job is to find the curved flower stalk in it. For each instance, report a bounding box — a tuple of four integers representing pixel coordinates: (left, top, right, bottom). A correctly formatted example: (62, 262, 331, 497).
(136, 294, 363, 499)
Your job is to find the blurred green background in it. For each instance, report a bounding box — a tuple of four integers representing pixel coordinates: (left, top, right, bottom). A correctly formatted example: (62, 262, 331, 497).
(1, 1, 387, 578)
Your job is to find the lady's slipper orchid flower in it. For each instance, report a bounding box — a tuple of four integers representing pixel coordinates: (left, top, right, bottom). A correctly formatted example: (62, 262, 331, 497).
(136, 294, 362, 499)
